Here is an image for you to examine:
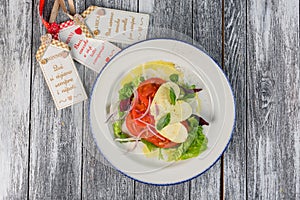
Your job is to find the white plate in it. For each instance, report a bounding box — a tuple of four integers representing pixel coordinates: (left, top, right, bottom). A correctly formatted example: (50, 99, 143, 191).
(89, 39, 235, 185)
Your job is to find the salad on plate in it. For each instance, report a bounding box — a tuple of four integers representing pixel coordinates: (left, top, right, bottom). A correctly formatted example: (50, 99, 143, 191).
(107, 60, 209, 161)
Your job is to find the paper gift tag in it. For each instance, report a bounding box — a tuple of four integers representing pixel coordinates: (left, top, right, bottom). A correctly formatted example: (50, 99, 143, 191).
(36, 34, 87, 110)
(81, 6, 150, 44)
(58, 15, 120, 73)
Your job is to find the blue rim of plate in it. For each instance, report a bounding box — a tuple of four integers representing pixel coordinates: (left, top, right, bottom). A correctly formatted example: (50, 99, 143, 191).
(88, 38, 236, 186)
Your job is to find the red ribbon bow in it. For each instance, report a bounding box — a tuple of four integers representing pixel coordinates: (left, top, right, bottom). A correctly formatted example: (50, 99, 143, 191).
(39, 0, 61, 39)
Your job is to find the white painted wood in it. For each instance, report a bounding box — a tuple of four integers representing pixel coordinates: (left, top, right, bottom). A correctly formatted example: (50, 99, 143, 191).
(28, 1, 85, 199)
(134, 1, 192, 199)
(0, 0, 299, 199)
(81, 1, 137, 199)
(247, 0, 299, 199)
(190, 0, 223, 199)
(223, 0, 247, 199)
(0, 0, 32, 198)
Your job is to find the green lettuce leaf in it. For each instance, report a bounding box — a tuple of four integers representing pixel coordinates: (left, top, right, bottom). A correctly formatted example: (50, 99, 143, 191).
(119, 82, 134, 100)
(113, 121, 128, 140)
(166, 116, 208, 161)
(179, 126, 207, 160)
(119, 76, 144, 100)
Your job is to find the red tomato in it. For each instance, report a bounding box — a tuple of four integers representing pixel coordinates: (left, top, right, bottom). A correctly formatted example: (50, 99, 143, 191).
(131, 78, 165, 127)
(145, 135, 179, 148)
(125, 78, 178, 148)
(125, 113, 178, 148)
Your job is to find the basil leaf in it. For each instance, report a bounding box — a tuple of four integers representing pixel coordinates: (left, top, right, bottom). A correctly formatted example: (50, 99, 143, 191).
(156, 113, 171, 131)
(169, 74, 179, 82)
(169, 87, 176, 105)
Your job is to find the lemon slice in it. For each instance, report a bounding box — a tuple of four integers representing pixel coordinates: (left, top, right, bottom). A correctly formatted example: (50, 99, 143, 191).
(159, 123, 188, 143)
(120, 60, 183, 86)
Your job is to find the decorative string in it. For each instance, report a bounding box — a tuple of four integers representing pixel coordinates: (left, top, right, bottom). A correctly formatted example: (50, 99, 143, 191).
(39, 0, 76, 39)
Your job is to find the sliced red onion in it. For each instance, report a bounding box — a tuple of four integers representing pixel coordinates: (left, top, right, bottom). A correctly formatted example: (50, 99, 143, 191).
(134, 98, 151, 121)
(127, 129, 148, 152)
(146, 124, 165, 141)
(115, 138, 139, 142)
(155, 104, 160, 116)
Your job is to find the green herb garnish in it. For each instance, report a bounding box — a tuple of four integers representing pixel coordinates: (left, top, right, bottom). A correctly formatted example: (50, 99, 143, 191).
(156, 113, 171, 131)
(169, 74, 179, 82)
(169, 87, 176, 105)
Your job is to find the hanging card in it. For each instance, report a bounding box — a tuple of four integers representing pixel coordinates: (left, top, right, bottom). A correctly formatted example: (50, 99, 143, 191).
(36, 34, 87, 110)
(58, 15, 120, 73)
(81, 6, 150, 44)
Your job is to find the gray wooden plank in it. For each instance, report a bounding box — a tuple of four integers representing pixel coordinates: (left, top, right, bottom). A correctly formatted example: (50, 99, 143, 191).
(133, 1, 192, 200)
(223, 0, 247, 199)
(28, 1, 85, 199)
(190, 0, 223, 199)
(0, 0, 32, 199)
(247, 0, 299, 199)
(82, 1, 137, 199)
(139, 0, 193, 40)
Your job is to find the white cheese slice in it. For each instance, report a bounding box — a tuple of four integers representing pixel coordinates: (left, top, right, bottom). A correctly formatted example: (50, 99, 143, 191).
(159, 122, 188, 143)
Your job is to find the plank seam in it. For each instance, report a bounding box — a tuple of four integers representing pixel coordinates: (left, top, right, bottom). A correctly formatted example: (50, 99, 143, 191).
(220, 0, 225, 199)
(245, 0, 248, 199)
(134, 1, 139, 198)
(27, 0, 35, 199)
(189, 2, 194, 199)
(80, 2, 88, 200)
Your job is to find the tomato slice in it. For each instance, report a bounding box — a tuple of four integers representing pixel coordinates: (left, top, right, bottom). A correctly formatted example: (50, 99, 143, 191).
(125, 114, 178, 148)
(125, 78, 178, 148)
(145, 135, 179, 148)
(131, 78, 165, 127)
(138, 77, 166, 86)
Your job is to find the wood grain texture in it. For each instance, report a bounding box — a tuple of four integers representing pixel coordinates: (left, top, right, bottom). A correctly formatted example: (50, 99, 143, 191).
(0, 0, 32, 199)
(82, 1, 137, 199)
(223, 0, 247, 199)
(28, 1, 85, 199)
(247, 0, 299, 199)
(139, 0, 193, 40)
(134, 1, 192, 200)
(1, 0, 300, 199)
(190, 0, 223, 199)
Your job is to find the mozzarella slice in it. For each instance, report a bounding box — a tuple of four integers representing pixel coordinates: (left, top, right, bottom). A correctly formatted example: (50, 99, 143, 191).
(150, 82, 180, 119)
(151, 82, 180, 106)
(169, 100, 193, 124)
(150, 82, 193, 125)
(159, 123, 188, 143)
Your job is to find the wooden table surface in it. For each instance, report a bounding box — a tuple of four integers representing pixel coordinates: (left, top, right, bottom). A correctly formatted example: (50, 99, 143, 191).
(0, 0, 299, 199)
